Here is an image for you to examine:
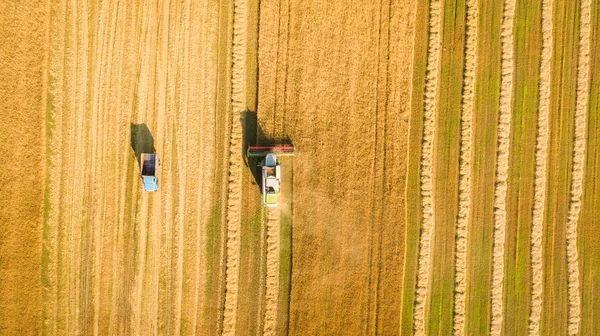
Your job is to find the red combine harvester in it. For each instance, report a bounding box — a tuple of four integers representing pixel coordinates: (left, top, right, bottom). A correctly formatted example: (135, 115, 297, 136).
(247, 145, 294, 207)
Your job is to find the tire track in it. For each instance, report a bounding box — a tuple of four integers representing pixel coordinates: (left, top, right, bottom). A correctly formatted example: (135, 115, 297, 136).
(263, 208, 281, 336)
(452, 0, 477, 333)
(413, 0, 442, 334)
(566, 0, 592, 333)
(490, 0, 516, 333)
(222, 0, 248, 333)
(528, 0, 553, 334)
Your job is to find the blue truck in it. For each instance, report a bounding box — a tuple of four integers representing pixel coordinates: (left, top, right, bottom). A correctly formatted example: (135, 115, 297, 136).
(140, 153, 158, 192)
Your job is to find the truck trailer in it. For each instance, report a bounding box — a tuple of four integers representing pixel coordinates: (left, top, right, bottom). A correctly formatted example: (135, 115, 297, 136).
(140, 153, 158, 192)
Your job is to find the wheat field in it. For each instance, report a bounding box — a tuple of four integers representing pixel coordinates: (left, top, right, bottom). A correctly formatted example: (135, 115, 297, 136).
(1, 0, 598, 335)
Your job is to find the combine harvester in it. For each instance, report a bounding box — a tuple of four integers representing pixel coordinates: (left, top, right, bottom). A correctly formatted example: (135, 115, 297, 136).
(247, 145, 294, 207)
(140, 153, 159, 192)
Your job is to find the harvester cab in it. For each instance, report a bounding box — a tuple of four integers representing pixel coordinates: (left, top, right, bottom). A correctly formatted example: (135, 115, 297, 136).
(140, 153, 159, 192)
(247, 145, 294, 207)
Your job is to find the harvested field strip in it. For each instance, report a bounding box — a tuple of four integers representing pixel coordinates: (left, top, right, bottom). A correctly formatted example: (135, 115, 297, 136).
(453, 0, 477, 333)
(400, 0, 429, 331)
(222, 0, 248, 333)
(412, 0, 442, 333)
(580, 16, 600, 336)
(235, 0, 268, 333)
(262, 208, 281, 335)
(205, 0, 232, 332)
(528, 0, 552, 334)
(428, 0, 465, 332)
(579, 2, 600, 334)
(565, 0, 592, 333)
(373, 0, 416, 332)
(489, 0, 516, 333)
(542, 0, 579, 332)
(132, 1, 158, 332)
(464, 0, 501, 333)
(36, 0, 228, 334)
(235, 193, 263, 335)
(181, 0, 222, 333)
(502, 0, 540, 334)
(277, 160, 294, 335)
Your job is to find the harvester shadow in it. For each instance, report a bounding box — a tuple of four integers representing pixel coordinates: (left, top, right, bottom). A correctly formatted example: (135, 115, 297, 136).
(130, 123, 156, 166)
(241, 110, 292, 189)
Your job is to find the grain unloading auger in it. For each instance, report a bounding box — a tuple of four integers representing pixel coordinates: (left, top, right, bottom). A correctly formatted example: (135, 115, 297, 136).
(247, 145, 294, 207)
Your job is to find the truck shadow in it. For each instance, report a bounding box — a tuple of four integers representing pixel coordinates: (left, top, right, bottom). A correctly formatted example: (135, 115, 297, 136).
(240, 110, 292, 189)
(130, 123, 156, 166)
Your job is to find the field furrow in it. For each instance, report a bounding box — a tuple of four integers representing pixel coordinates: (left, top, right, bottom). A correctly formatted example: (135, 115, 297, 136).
(222, 0, 248, 333)
(489, 0, 516, 333)
(566, 0, 592, 333)
(412, 0, 442, 333)
(453, 0, 477, 333)
(528, 0, 553, 334)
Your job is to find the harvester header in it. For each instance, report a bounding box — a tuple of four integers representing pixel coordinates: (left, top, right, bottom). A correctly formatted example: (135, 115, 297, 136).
(246, 144, 294, 157)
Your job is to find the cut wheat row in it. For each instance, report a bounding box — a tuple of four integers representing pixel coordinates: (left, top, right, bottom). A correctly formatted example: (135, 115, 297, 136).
(528, 0, 553, 334)
(489, 0, 516, 333)
(452, 0, 477, 334)
(565, 0, 592, 334)
(413, 0, 442, 334)
(262, 208, 281, 336)
(221, 0, 248, 334)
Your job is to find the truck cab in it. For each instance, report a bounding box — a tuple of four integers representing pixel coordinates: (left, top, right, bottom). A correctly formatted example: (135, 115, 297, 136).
(140, 153, 158, 192)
